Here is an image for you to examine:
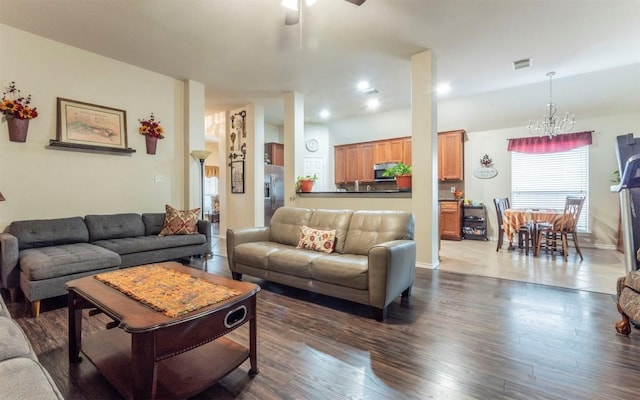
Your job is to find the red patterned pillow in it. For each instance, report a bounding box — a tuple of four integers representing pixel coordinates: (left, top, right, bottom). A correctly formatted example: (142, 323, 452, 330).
(296, 225, 336, 254)
(159, 205, 200, 236)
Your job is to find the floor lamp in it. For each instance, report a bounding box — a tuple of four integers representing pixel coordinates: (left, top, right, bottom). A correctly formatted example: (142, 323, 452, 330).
(191, 150, 212, 219)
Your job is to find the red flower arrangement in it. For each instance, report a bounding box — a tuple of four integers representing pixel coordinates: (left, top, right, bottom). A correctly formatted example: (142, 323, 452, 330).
(138, 113, 165, 139)
(0, 81, 38, 120)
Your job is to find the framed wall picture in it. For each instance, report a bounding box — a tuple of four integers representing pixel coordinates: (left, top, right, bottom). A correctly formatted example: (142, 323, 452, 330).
(54, 98, 132, 152)
(231, 160, 245, 194)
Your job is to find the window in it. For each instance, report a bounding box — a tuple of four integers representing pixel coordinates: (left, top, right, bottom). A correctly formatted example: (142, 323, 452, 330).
(511, 146, 589, 232)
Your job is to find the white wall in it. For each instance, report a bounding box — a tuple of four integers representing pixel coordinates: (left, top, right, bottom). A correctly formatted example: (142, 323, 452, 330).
(0, 24, 189, 228)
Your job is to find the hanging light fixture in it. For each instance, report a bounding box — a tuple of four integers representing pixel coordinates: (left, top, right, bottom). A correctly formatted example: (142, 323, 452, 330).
(527, 71, 575, 138)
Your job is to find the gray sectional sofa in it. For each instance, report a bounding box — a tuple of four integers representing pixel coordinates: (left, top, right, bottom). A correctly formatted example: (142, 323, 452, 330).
(0, 212, 211, 316)
(227, 207, 416, 321)
(0, 294, 63, 399)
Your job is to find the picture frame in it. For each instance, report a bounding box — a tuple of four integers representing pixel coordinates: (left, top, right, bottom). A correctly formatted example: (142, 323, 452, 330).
(52, 98, 133, 153)
(231, 160, 245, 194)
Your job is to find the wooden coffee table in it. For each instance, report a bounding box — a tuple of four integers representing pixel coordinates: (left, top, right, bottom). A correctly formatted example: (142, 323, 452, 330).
(66, 261, 260, 399)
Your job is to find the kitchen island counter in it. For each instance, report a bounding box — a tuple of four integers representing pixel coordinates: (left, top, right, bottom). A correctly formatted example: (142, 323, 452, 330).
(298, 191, 411, 199)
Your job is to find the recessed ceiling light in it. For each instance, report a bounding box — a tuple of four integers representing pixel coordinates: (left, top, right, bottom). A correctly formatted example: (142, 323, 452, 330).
(357, 81, 370, 91)
(436, 83, 451, 95)
(319, 109, 331, 119)
(367, 99, 380, 110)
(281, 0, 298, 11)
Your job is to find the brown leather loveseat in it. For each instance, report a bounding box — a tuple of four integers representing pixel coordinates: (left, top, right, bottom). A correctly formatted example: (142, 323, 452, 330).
(226, 207, 416, 320)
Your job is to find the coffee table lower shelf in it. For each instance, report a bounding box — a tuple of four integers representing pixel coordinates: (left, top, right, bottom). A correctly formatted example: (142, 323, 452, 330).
(82, 328, 250, 399)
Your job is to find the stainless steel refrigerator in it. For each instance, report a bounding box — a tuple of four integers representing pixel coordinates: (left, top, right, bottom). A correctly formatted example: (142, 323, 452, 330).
(264, 165, 285, 225)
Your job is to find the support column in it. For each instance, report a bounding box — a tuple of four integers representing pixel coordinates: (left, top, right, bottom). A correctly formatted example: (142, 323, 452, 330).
(184, 79, 206, 210)
(411, 50, 439, 267)
(283, 92, 304, 206)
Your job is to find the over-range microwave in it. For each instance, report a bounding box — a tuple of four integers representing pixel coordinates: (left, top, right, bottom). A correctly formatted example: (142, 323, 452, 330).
(373, 162, 397, 181)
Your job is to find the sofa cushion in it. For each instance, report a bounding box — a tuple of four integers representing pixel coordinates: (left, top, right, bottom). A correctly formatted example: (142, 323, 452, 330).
(311, 254, 369, 290)
(159, 205, 200, 236)
(142, 213, 166, 235)
(343, 211, 414, 256)
(85, 213, 145, 242)
(234, 242, 288, 269)
(10, 217, 89, 250)
(93, 234, 206, 255)
(0, 317, 35, 361)
(268, 248, 323, 278)
(269, 207, 312, 246)
(19, 243, 121, 281)
(307, 209, 353, 253)
(297, 225, 336, 253)
(0, 357, 64, 399)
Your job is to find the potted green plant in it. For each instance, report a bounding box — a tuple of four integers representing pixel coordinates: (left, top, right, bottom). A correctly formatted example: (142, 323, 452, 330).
(296, 174, 318, 193)
(382, 162, 412, 191)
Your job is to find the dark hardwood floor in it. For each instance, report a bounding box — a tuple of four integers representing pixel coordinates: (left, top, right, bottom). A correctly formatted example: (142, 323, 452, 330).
(3, 254, 640, 399)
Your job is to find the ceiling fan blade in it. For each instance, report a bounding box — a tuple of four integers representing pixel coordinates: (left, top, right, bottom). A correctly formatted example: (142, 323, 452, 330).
(285, 8, 300, 25)
(344, 0, 366, 5)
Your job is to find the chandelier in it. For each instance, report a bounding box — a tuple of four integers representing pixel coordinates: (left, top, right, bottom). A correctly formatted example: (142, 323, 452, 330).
(527, 71, 575, 138)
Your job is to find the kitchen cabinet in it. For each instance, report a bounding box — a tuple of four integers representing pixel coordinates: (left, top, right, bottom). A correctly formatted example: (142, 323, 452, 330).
(335, 136, 411, 183)
(438, 130, 464, 181)
(335, 144, 360, 183)
(440, 200, 462, 240)
(265, 142, 284, 166)
(335, 146, 346, 183)
(402, 137, 412, 166)
(360, 143, 375, 181)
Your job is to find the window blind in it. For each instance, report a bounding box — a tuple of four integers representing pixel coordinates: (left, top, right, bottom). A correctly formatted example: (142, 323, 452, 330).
(511, 146, 589, 232)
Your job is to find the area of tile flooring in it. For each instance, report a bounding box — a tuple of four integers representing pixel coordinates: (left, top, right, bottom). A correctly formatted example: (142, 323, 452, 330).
(438, 239, 626, 294)
(211, 223, 627, 295)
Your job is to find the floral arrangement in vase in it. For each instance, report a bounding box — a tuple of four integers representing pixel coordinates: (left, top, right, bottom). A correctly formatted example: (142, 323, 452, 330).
(0, 81, 38, 120)
(138, 113, 165, 139)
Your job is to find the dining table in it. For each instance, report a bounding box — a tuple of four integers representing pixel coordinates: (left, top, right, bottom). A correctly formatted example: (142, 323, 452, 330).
(503, 208, 572, 254)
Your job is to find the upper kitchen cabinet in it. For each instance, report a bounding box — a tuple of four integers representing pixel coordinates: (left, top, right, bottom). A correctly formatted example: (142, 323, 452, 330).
(438, 130, 465, 181)
(265, 142, 284, 166)
(335, 136, 412, 183)
(335, 144, 359, 184)
(402, 137, 412, 166)
(360, 143, 375, 181)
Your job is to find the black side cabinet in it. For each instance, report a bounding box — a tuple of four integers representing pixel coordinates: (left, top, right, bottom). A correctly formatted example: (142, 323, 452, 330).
(463, 205, 488, 241)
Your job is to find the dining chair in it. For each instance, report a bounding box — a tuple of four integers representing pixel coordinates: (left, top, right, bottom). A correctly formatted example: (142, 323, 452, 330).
(536, 196, 585, 261)
(494, 197, 533, 254)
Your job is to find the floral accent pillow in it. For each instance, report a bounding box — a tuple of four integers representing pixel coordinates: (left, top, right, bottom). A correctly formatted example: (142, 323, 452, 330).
(296, 225, 336, 254)
(159, 205, 200, 236)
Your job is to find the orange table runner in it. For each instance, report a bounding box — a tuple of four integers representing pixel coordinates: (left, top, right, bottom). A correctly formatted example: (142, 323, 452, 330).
(503, 209, 572, 242)
(94, 264, 241, 318)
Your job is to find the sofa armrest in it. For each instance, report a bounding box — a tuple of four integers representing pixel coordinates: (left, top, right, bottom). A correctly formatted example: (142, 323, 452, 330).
(226, 227, 270, 271)
(367, 240, 416, 309)
(0, 233, 20, 290)
(197, 219, 212, 253)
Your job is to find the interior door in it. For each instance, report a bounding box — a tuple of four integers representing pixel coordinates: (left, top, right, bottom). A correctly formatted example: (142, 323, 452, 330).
(303, 157, 326, 192)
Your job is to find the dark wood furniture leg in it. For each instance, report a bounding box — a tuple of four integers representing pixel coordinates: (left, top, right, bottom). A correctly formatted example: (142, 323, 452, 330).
(248, 295, 259, 377)
(373, 306, 387, 322)
(132, 332, 157, 399)
(232, 272, 243, 281)
(68, 290, 83, 364)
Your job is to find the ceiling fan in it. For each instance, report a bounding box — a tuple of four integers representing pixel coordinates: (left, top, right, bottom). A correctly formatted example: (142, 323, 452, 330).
(282, 0, 366, 26)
